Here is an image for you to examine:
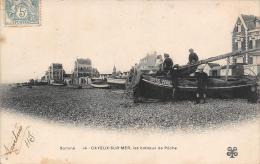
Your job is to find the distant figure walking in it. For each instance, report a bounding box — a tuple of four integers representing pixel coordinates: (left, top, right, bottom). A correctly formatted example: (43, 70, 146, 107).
(188, 48, 199, 64)
(163, 53, 173, 74)
(194, 66, 208, 104)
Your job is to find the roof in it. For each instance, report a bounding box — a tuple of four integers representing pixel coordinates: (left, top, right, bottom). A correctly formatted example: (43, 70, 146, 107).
(52, 63, 63, 69)
(64, 74, 71, 77)
(211, 66, 221, 70)
(221, 64, 244, 69)
(207, 63, 220, 68)
(240, 14, 260, 30)
(221, 65, 236, 69)
(77, 58, 92, 65)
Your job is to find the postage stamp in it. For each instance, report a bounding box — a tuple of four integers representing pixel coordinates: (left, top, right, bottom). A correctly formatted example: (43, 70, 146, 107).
(4, 0, 40, 26)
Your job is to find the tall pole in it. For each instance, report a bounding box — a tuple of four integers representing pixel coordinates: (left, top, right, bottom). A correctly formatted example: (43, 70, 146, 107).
(77, 60, 79, 84)
(225, 57, 230, 82)
(52, 64, 54, 82)
(61, 68, 63, 81)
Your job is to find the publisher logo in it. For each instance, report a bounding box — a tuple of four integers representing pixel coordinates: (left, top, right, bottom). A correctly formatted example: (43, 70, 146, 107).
(227, 147, 238, 158)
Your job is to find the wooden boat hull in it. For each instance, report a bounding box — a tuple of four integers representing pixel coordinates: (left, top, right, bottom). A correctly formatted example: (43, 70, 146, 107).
(136, 75, 258, 101)
(91, 78, 110, 89)
(91, 78, 107, 83)
(107, 78, 126, 89)
(90, 83, 110, 89)
(139, 78, 173, 99)
(52, 83, 65, 86)
(66, 84, 93, 89)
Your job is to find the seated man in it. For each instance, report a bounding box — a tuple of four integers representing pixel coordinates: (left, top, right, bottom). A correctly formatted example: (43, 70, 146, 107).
(188, 48, 199, 64)
(163, 53, 173, 74)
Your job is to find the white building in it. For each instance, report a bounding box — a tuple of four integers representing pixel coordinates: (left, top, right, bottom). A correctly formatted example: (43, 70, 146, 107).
(46, 63, 64, 84)
(72, 58, 92, 85)
(232, 14, 260, 76)
(138, 51, 162, 73)
(203, 63, 220, 76)
(220, 64, 244, 76)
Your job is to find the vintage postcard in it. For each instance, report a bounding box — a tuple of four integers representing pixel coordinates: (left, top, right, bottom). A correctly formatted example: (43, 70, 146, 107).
(0, 0, 259, 164)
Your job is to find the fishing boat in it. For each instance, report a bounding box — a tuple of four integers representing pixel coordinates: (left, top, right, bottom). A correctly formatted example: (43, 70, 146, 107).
(91, 78, 108, 83)
(132, 49, 259, 102)
(140, 74, 257, 100)
(90, 83, 110, 89)
(107, 78, 126, 89)
(51, 82, 65, 86)
(90, 78, 110, 89)
(66, 84, 92, 89)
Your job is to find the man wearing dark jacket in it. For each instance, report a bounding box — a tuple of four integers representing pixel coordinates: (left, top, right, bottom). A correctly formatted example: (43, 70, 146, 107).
(194, 66, 208, 104)
(163, 53, 173, 74)
(188, 48, 199, 64)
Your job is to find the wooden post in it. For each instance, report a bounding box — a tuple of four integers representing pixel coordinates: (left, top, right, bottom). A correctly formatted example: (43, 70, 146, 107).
(61, 68, 63, 81)
(225, 57, 230, 82)
(52, 64, 54, 80)
(77, 59, 79, 84)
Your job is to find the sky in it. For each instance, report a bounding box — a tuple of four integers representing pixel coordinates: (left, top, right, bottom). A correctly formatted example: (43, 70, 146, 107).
(0, 0, 259, 83)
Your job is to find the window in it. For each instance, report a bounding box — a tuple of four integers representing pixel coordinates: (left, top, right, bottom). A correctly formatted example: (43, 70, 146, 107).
(243, 56, 246, 63)
(238, 41, 242, 50)
(233, 58, 237, 64)
(249, 40, 253, 49)
(238, 25, 241, 32)
(212, 70, 218, 77)
(233, 41, 238, 51)
(248, 56, 253, 64)
(256, 39, 260, 48)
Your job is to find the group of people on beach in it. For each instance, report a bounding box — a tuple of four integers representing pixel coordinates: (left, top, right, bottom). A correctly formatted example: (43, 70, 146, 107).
(155, 48, 208, 104)
(155, 48, 199, 74)
(128, 48, 209, 104)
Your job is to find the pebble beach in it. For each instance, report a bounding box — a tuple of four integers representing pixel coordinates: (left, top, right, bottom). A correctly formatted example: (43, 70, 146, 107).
(0, 84, 259, 130)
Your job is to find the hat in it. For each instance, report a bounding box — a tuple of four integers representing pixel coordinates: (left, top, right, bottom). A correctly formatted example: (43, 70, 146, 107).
(164, 53, 169, 57)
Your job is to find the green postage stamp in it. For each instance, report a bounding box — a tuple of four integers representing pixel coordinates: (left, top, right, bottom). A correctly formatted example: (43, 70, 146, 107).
(5, 0, 40, 25)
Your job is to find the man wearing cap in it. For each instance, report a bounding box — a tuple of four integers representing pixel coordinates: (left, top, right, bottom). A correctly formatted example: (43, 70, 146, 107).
(163, 53, 173, 74)
(194, 65, 208, 104)
(188, 49, 199, 64)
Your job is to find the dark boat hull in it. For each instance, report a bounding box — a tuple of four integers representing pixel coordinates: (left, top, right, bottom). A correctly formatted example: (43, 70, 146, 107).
(137, 75, 258, 101)
(140, 77, 173, 99)
(90, 78, 110, 89)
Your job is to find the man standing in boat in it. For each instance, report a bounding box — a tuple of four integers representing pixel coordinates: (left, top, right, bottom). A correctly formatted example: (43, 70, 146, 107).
(194, 65, 208, 104)
(188, 48, 199, 64)
(163, 53, 173, 75)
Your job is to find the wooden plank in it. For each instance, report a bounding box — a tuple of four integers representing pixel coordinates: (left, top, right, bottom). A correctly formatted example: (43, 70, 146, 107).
(179, 48, 260, 70)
